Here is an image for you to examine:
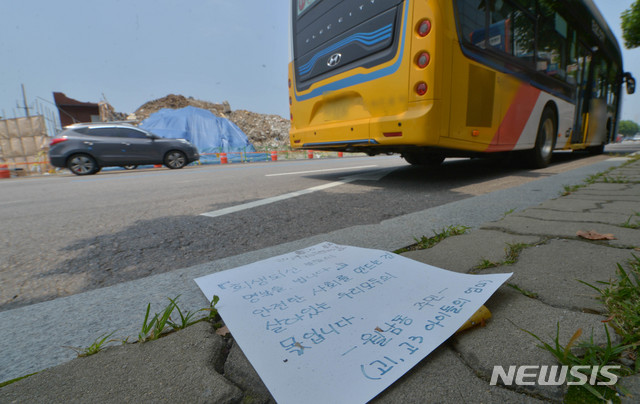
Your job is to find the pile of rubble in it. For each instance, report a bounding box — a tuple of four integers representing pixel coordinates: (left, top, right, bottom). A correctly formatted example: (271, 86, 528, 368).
(133, 94, 290, 149)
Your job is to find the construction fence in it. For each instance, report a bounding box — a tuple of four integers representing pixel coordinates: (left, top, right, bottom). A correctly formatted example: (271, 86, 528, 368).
(197, 149, 349, 164)
(0, 115, 50, 176)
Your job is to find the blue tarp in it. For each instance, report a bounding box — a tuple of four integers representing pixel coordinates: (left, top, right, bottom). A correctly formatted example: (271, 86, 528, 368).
(140, 106, 263, 163)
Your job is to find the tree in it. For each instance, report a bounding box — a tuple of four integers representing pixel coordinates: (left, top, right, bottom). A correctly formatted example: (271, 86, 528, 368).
(618, 120, 640, 137)
(622, 0, 640, 48)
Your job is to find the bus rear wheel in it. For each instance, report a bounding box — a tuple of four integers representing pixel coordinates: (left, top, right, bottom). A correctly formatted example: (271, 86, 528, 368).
(526, 107, 556, 168)
(402, 152, 445, 167)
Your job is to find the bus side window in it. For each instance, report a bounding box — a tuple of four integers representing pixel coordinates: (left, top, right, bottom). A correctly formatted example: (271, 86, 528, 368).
(537, 9, 568, 80)
(456, 0, 487, 48)
(487, 1, 535, 64)
(566, 31, 579, 86)
(510, 9, 534, 64)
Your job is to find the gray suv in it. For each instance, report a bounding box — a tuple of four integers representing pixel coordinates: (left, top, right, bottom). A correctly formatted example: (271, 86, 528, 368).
(49, 123, 199, 175)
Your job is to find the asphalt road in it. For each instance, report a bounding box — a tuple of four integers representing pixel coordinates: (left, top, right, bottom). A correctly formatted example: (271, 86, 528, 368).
(0, 147, 635, 312)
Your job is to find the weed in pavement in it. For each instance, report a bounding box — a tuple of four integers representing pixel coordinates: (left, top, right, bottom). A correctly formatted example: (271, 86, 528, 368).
(138, 298, 177, 342)
(63, 331, 119, 357)
(579, 255, 640, 350)
(473, 242, 537, 270)
(0, 372, 39, 389)
(394, 225, 470, 254)
(562, 184, 583, 196)
(2, 296, 222, 388)
(506, 283, 538, 299)
(601, 175, 631, 184)
(475, 259, 500, 270)
(523, 255, 640, 401)
(167, 295, 206, 331)
(504, 243, 530, 265)
(523, 323, 633, 402)
(621, 213, 640, 229)
(201, 294, 221, 322)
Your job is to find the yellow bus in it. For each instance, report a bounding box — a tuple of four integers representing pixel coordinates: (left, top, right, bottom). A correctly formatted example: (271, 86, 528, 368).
(288, 0, 636, 168)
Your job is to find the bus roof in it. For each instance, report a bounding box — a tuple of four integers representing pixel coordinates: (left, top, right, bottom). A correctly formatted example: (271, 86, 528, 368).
(580, 0, 623, 66)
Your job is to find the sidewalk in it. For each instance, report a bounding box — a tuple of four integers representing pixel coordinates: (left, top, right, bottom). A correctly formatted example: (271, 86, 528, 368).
(1, 156, 639, 403)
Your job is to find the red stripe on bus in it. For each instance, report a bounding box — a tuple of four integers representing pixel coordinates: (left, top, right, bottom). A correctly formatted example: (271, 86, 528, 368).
(487, 84, 541, 152)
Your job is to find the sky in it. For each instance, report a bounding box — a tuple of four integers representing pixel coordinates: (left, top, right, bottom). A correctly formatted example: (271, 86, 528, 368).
(0, 0, 638, 127)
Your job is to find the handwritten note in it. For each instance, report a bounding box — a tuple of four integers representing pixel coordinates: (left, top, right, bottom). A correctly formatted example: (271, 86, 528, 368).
(195, 243, 511, 404)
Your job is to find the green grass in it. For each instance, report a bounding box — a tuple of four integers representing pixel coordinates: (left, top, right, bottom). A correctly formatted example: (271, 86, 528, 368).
(64, 331, 119, 357)
(562, 184, 584, 195)
(502, 208, 516, 218)
(601, 175, 631, 184)
(138, 298, 177, 342)
(393, 225, 470, 254)
(522, 255, 640, 401)
(475, 258, 500, 270)
(473, 242, 538, 270)
(137, 295, 220, 342)
(621, 213, 640, 229)
(579, 256, 640, 350)
(2, 295, 222, 388)
(0, 372, 39, 389)
(523, 323, 633, 401)
(559, 156, 640, 196)
(506, 283, 539, 299)
(504, 243, 530, 264)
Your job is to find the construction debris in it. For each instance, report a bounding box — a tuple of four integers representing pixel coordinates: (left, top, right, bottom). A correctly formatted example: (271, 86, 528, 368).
(134, 94, 290, 149)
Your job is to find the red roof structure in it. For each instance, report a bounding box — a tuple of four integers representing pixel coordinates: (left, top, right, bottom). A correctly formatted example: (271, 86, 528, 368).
(53, 92, 100, 127)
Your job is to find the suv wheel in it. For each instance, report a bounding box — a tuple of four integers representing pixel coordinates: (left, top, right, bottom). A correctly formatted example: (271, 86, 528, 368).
(164, 151, 187, 169)
(68, 154, 98, 175)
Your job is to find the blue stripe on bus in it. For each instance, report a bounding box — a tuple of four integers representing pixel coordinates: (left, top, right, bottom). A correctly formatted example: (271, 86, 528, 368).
(294, 0, 410, 102)
(298, 24, 394, 75)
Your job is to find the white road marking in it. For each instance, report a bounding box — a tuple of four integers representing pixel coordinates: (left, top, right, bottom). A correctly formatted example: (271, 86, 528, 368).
(200, 178, 358, 218)
(265, 165, 378, 177)
(201, 167, 396, 219)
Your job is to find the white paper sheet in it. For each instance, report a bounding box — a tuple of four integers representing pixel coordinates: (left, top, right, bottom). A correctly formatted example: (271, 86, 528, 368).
(195, 242, 511, 404)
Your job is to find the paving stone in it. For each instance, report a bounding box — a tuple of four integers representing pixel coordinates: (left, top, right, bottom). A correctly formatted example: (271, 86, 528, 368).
(597, 201, 640, 215)
(372, 345, 544, 404)
(579, 183, 631, 192)
(453, 287, 615, 402)
(533, 198, 603, 212)
(483, 216, 640, 248)
(224, 342, 274, 404)
(563, 194, 640, 202)
(477, 239, 636, 313)
(620, 373, 640, 404)
(401, 230, 541, 273)
(515, 209, 632, 227)
(572, 186, 640, 197)
(0, 321, 243, 404)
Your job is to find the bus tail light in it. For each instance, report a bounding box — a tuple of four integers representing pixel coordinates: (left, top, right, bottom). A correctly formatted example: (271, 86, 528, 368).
(417, 52, 430, 68)
(383, 132, 403, 138)
(418, 19, 431, 37)
(415, 82, 428, 96)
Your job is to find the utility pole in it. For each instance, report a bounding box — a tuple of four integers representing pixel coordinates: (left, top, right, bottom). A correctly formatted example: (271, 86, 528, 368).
(21, 84, 30, 118)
